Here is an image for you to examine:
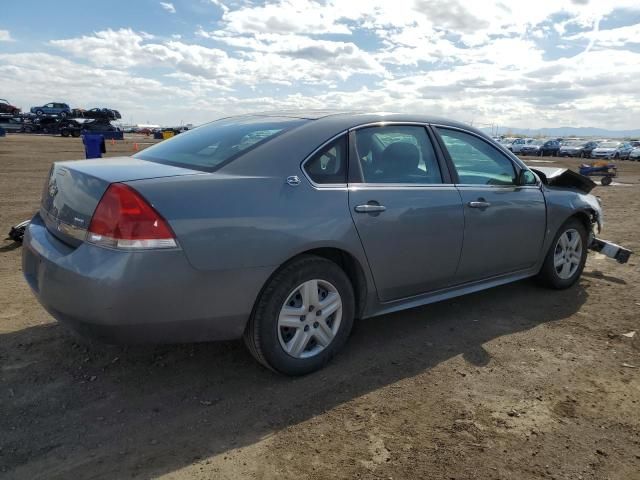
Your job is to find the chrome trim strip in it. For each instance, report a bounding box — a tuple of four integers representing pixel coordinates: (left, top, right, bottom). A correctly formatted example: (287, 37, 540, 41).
(349, 183, 456, 190)
(348, 121, 429, 131)
(40, 207, 87, 241)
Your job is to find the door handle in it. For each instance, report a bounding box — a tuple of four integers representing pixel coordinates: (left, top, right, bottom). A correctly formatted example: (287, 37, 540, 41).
(468, 201, 491, 208)
(355, 204, 386, 213)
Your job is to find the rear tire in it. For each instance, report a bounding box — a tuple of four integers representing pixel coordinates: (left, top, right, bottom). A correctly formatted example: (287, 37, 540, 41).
(36, 110, 43, 116)
(601, 176, 612, 186)
(244, 255, 355, 376)
(536, 218, 588, 289)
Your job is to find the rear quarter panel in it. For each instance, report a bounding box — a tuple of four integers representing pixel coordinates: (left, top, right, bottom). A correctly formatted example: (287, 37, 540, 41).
(126, 123, 372, 275)
(129, 174, 366, 272)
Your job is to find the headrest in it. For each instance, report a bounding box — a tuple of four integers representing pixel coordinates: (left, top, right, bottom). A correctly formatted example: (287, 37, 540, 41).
(382, 142, 420, 174)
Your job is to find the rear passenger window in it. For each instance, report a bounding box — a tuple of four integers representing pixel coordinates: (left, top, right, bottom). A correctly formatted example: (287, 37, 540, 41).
(304, 135, 347, 184)
(436, 128, 516, 186)
(354, 126, 442, 184)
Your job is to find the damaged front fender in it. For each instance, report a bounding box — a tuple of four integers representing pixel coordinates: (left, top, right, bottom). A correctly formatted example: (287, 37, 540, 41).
(530, 167, 596, 194)
(532, 166, 603, 233)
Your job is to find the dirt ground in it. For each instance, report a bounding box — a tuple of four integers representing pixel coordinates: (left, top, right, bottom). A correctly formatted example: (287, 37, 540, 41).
(1, 134, 639, 480)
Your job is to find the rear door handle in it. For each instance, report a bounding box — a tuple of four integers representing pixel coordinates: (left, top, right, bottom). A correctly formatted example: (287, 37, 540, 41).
(468, 201, 491, 208)
(355, 204, 386, 213)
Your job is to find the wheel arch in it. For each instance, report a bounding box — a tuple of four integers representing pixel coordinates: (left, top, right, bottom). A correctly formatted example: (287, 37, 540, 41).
(252, 247, 370, 321)
(565, 209, 598, 241)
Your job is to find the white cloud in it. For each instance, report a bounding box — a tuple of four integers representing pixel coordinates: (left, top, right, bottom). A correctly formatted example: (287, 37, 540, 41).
(566, 22, 640, 47)
(160, 2, 176, 14)
(0, 29, 13, 42)
(4, 1, 640, 129)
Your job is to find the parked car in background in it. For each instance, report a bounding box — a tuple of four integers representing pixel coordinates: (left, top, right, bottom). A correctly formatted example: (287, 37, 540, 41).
(0, 98, 21, 115)
(508, 138, 533, 153)
(0, 116, 26, 132)
(59, 118, 118, 137)
(591, 141, 634, 160)
(559, 141, 599, 158)
(59, 119, 83, 137)
(629, 147, 640, 161)
(22, 117, 64, 134)
(520, 140, 543, 156)
(30, 102, 72, 117)
(22, 111, 605, 375)
(81, 108, 122, 120)
(539, 140, 561, 157)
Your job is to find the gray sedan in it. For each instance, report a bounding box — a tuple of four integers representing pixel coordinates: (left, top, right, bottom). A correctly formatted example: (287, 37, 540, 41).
(23, 112, 603, 375)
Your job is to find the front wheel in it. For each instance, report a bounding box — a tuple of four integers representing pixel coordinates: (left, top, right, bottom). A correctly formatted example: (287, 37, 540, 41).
(244, 255, 355, 375)
(536, 219, 588, 289)
(35, 110, 43, 116)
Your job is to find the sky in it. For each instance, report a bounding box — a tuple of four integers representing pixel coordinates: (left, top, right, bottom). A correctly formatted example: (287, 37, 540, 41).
(1, 0, 640, 129)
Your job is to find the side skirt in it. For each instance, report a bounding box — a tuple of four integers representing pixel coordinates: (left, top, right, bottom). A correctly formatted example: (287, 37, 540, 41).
(364, 268, 538, 319)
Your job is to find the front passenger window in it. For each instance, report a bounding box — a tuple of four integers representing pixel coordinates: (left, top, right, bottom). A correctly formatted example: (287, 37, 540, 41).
(437, 128, 516, 186)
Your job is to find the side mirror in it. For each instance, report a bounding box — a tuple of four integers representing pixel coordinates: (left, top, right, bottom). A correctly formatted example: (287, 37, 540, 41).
(519, 169, 537, 186)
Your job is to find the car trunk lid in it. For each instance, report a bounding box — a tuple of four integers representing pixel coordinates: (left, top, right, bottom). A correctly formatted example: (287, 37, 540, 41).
(40, 157, 203, 246)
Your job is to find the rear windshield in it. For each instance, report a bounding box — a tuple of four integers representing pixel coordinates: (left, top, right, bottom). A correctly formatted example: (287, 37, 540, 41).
(134, 116, 307, 171)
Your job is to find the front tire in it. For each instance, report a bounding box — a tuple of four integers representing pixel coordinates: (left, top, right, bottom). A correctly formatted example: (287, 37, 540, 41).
(536, 219, 588, 289)
(35, 110, 43, 116)
(244, 255, 355, 375)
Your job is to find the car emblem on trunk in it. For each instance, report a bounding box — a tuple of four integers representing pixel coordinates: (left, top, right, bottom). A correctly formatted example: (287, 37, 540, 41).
(48, 182, 58, 197)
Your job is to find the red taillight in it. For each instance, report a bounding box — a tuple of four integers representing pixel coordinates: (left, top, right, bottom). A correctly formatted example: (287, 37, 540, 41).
(87, 183, 177, 249)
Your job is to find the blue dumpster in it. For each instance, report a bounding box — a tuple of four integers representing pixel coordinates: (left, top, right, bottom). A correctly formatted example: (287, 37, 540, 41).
(82, 134, 106, 159)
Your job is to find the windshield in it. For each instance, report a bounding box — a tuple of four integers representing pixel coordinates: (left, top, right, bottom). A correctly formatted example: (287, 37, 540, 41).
(135, 116, 308, 171)
(599, 142, 620, 148)
(563, 141, 583, 146)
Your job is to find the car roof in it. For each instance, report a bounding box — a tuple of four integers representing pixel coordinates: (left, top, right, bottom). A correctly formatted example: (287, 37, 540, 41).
(225, 110, 479, 133)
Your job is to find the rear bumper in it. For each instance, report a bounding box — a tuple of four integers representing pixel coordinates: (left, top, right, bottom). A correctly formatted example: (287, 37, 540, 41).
(22, 214, 273, 344)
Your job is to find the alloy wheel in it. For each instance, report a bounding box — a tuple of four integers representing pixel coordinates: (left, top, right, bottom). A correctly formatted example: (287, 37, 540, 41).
(554, 229, 583, 280)
(277, 279, 343, 359)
